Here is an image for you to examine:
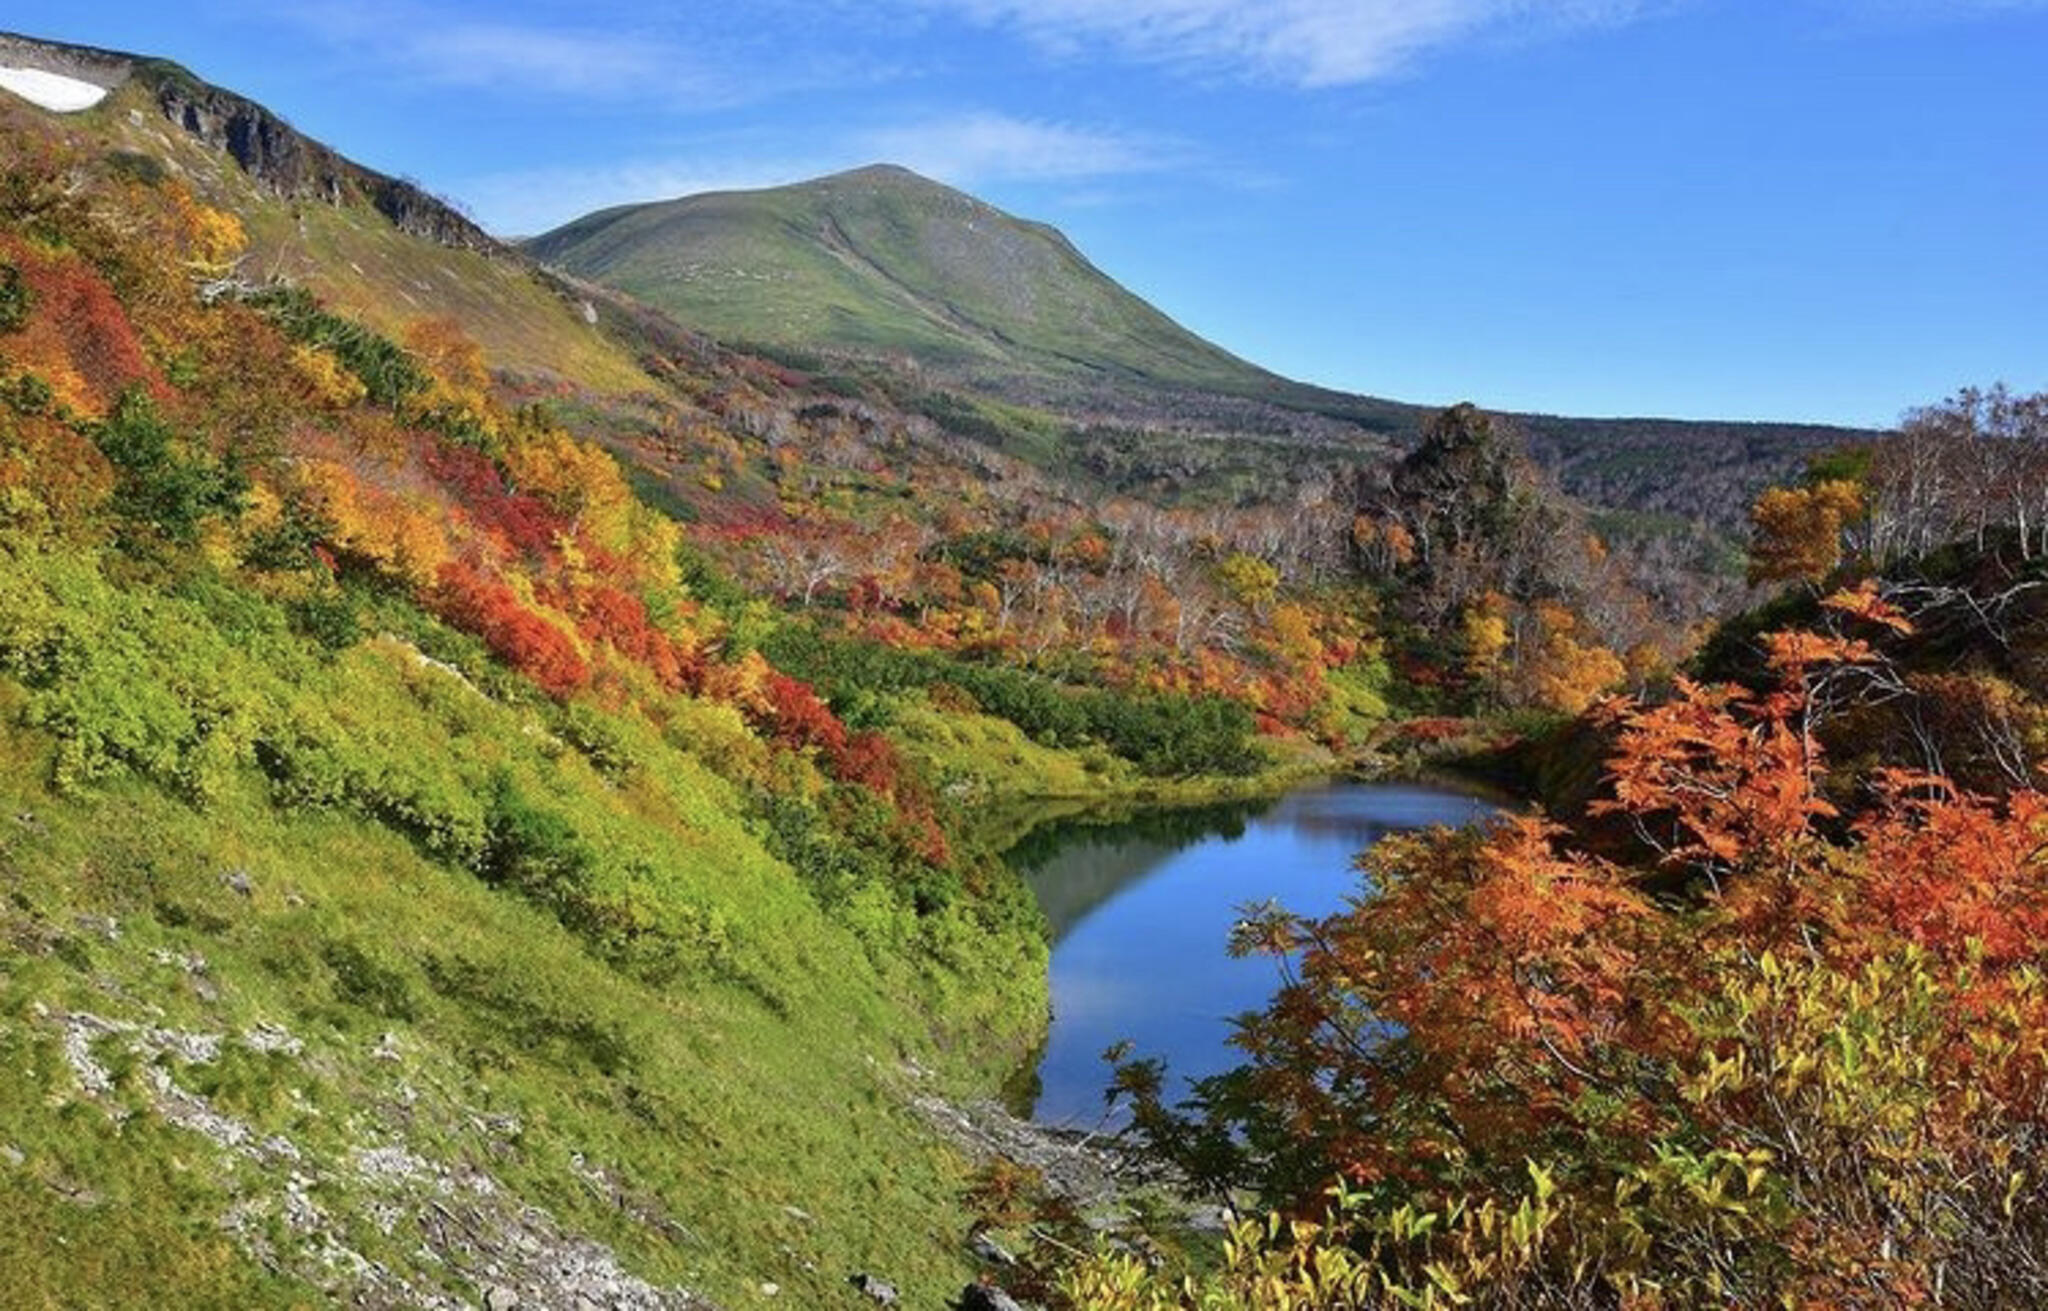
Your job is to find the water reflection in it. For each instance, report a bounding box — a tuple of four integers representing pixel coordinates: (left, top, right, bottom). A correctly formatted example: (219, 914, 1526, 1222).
(1009, 780, 1499, 1126)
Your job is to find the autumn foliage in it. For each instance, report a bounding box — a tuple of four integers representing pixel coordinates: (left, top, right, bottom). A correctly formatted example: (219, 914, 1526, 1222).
(0, 233, 167, 418)
(434, 562, 591, 698)
(1104, 588, 2048, 1306)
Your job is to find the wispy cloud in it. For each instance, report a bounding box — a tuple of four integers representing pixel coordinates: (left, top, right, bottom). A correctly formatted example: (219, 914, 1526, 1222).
(1828, 0, 2048, 15)
(244, 1, 759, 104)
(390, 21, 675, 96)
(854, 113, 1183, 184)
(462, 112, 1180, 235)
(462, 157, 830, 236)
(913, 0, 1649, 86)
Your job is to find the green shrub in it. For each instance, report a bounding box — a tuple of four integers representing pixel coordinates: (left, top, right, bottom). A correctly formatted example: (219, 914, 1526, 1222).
(0, 261, 31, 332)
(89, 390, 246, 547)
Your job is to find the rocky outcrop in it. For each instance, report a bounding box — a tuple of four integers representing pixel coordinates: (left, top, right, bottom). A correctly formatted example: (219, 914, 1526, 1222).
(0, 29, 500, 255)
(144, 67, 499, 252)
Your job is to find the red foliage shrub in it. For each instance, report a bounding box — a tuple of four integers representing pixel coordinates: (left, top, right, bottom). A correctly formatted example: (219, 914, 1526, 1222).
(832, 729, 901, 796)
(757, 672, 848, 757)
(572, 583, 703, 692)
(0, 235, 166, 416)
(434, 561, 590, 698)
(424, 443, 566, 560)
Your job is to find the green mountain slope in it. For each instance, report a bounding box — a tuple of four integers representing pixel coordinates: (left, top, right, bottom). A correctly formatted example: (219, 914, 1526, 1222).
(527, 167, 1883, 524)
(527, 165, 1303, 397)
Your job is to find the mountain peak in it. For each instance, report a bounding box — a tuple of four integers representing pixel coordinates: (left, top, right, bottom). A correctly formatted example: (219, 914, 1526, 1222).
(825, 162, 934, 185)
(526, 166, 1275, 395)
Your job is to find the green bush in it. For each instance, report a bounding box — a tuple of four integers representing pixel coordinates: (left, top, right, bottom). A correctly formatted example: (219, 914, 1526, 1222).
(0, 261, 31, 332)
(762, 624, 1260, 776)
(89, 391, 246, 547)
(245, 286, 426, 410)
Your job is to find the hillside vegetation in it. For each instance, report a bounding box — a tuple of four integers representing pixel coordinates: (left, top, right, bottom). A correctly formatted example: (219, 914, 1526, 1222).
(527, 165, 1284, 398)
(0, 94, 1073, 1308)
(1, 26, 2015, 1311)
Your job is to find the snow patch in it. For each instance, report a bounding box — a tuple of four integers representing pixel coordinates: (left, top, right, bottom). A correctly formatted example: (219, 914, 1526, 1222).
(0, 66, 110, 113)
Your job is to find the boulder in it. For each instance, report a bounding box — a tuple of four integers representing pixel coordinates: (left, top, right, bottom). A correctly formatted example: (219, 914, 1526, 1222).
(957, 1284, 1024, 1311)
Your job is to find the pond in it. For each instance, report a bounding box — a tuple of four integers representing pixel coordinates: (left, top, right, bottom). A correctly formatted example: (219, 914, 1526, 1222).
(1008, 780, 1500, 1126)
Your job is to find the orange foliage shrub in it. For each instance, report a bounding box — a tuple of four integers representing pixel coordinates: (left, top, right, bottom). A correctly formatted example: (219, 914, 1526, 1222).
(1111, 592, 2048, 1303)
(292, 452, 453, 587)
(0, 408, 113, 534)
(570, 584, 702, 692)
(1748, 478, 1865, 584)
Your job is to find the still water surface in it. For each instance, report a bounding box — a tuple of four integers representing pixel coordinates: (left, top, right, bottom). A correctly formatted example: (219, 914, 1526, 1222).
(1009, 781, 1498, 1125)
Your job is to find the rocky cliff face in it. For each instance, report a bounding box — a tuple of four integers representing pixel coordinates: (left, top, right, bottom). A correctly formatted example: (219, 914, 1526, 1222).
(0, 29, 500, 255)
(142, 65, 500, 253)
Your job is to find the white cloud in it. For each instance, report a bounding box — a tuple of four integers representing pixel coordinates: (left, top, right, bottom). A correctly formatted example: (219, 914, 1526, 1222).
(463, 112, 1176, 235)
(915, 0, 1648, 86)
(854, 113, 1182, 184)
(392, 22, 674, 96)
(248, 1, 741, 102)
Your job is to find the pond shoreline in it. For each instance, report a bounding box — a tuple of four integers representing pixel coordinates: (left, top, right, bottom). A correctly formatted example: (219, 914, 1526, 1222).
(1003, 777, 1503, 1127)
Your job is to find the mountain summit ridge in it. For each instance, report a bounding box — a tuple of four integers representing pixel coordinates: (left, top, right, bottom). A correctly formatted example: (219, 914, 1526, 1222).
(524, 163, 1288, 398)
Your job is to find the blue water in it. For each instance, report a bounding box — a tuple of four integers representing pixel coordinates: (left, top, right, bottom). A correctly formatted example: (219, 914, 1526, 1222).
(1011, 781, 1499, 1126)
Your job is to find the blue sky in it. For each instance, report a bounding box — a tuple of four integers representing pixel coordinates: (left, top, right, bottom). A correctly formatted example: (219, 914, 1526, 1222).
(9, 1, 2045, 426)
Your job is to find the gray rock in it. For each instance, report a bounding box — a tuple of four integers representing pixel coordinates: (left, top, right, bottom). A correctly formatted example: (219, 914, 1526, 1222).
(957, 1284, 1024, 1311)
(850, 1272, 899, 1305)
(73, 914, 120, 942)
(221, 869, 254, 898)
(484, 1286, 520, 1311)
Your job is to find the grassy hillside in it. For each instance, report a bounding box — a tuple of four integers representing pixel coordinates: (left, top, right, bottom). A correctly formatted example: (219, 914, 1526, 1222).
(0, 85, 1100, 1306)
(0, 569, 1037, 1308)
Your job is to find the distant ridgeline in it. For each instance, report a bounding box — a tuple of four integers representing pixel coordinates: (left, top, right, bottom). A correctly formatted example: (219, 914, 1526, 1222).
(525, 165, 1883, 525)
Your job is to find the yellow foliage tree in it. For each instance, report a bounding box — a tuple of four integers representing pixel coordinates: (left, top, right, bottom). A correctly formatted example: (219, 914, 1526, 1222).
(403, 316, 500, 446)
(167, 186, 246, 277)
(1748, 479, 1864, 584)
(1461, 591, 1513, 686)
(1525, 602, 1625, 714)
(290, 344, 367, 410)
(1217, 552, 1281, 614)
